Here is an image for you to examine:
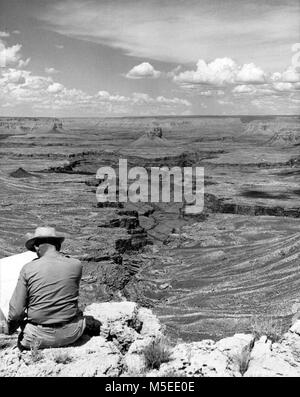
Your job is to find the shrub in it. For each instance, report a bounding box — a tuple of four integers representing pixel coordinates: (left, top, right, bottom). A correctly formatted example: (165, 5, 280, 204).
(163, 369, 188, 377)
(143, 338, 172, 370)
(52, 350, 72, 364)
(251, 316, 284, 343)
(0, 339, 11, 350)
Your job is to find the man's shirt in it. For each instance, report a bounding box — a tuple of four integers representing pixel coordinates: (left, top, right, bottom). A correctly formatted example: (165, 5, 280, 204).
(8, 252, 82, 333)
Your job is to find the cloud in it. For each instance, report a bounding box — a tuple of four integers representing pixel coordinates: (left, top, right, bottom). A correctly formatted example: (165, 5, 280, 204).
(174, 52, 300, 109)
(126, 62, 161, 79)
(0, 36, 191, 116)
(0, 66, 191, 116)
(218, 99, 234, 106)
(96, 90, 130, 102)
(232, 85, 255, 94)
(45, 67, 59, 74)
(0, 32, 10, 38)
(156, 96, 191, 106)
(35, 0, 300, 68)
(55, 44, 64, 49)
(12, 30, 21, 35)
(174, 58, 235, 86)
(231, 54, 300, 98)
(272, 82, 297, 92)
(0, 68, 27, 84)
(250, 92, 300, 113)
(173, 58, 266, 87)
(271, 66, 300, 84)
(0, 39, 22, 67)
(235, 63, 266, 84)
(167, 65, 182, 78)
(47, 82, 64, 93)
(18, 58, 31, 68)
(190, 89, 225, 96)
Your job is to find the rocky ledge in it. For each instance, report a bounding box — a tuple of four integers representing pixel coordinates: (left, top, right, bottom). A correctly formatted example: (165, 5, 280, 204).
(0, 302, 299, 377)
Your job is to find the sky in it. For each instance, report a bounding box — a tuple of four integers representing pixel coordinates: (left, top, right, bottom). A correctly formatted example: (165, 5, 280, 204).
(0, 0, 299, 116)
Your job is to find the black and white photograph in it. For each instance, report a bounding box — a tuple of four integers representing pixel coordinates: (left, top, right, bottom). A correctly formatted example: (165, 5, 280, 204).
(0, 0, 300, 381)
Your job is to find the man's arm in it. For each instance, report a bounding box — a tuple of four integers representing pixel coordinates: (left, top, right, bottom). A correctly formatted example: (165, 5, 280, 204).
(7, 268, 28, 334)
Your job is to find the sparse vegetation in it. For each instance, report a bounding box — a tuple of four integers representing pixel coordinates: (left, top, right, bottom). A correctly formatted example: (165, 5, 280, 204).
(0, 339, 11, 350)
(163, 369, 188, 377)
(251, 316, 284, 343)
(143, 338, 172, 370)
(30, 338, 43, 363)
(52, 350, 73, 364)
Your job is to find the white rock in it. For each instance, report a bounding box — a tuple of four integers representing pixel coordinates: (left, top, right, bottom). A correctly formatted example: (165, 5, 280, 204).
(244, 334, 300, 377)
(289, 320, 300, 335)
(137, 307, 162, 337)
(216, 333, 254, 355)
(123, 336, 154, 374)
(84, 302, 138, 324)
(245, 354, 300, 377)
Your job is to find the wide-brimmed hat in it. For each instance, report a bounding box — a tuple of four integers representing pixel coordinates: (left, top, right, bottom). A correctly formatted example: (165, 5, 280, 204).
(25, 226, 65, 252)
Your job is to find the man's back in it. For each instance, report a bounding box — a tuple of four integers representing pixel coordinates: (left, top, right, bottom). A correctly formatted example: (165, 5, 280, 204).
(9, 252, 82, 326)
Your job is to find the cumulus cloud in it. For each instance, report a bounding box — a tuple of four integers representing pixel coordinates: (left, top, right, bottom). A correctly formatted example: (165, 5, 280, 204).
(0, 66, 191, 116)
(174, 53, 299, 110)
(232, 85, 255, 94)
(0, 32, 10, 38)
(271, 67, 300, 84)
(173, 58, 266, 87)
(265, 51, 300, 94)
(0, 39, 22, 67)
(273, 82, 296, 92)
(0, 68, 27, 84)
(232, 82, 298, 97)
(236, 63, 266, 84)
(231, 59, 300, 98)
(156, 96, 191, 106)
(18, 58, 31, 68)
(47, 82, 64, 93)
(96, 90, 130, 102)
(45, 67, 59, 74)
(174, 58, 235, 86)
(0, 35, 190, 115)
(126, 62, 161, 79)
(130, 92, 191, 107)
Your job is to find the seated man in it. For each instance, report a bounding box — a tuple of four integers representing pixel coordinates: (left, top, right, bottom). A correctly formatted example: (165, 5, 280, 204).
(8, 226, 86, 349)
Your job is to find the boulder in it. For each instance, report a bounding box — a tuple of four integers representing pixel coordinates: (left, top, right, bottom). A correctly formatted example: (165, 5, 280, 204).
(244, 331, 300, 377)
(289, 320, 300, 336)
(216, 333, 254, 361)
(84, 302, 162, 353)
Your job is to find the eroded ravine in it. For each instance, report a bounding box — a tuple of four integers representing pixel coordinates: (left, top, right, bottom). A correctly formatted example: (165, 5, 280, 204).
(1, 116, 299, 341)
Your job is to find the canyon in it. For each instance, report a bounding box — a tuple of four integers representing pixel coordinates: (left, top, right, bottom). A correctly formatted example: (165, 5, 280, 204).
(0, 116, 299, 342)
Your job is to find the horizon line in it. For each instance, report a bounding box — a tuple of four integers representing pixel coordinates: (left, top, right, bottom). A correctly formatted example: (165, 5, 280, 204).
(0, 114, 299, 119)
